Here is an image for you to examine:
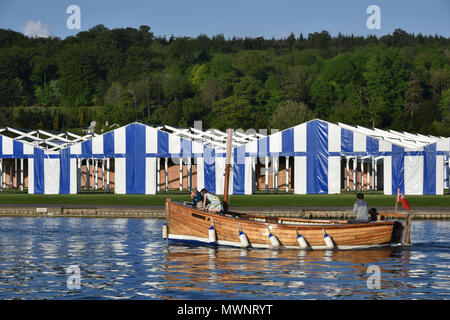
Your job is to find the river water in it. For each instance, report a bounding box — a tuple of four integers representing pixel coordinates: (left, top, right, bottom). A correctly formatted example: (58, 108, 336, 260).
(0, 216, 449, 300)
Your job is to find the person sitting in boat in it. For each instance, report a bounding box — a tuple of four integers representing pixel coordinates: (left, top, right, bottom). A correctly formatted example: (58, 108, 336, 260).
(190, 188, 206, 209)
(200, 188, 223, 213)
(351, 193, 369, 223)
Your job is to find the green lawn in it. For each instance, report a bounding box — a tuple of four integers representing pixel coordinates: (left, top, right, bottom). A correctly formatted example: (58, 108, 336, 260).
(0, 190, 448, 208)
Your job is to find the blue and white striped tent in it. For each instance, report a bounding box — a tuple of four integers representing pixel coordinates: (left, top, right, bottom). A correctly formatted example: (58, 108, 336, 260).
(231, 119, 450, 195)
(0, 133, 43, 192)
(50, 122, 233, 195)
(2, 120, 449, 196)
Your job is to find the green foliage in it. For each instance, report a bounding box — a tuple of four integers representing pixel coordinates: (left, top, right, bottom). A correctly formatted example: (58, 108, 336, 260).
(0, 26, 448, 135)
(270, 100, 315, 130)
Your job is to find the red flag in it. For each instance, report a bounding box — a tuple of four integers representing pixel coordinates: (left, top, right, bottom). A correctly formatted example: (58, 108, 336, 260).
(397, 192, 411, 211)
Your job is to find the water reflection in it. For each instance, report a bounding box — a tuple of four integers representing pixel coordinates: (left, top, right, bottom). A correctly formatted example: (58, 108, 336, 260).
(161, 245, 406, 299)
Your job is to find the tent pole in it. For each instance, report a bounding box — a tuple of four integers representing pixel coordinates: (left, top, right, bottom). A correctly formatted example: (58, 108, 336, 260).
(86, 159, 90, 192)
(20, 159, 24, 191)
(107, 158, 110, 193)
(373, 159, 377, 191)
(0, 159, 2, 191)
(346, 158, 350, 192)
(265, 156, 269, 193)
(273, 156, 278, 194)
(179, 158, 183, 191)
(9, 163, 12, 189)
(361, 159, 365, 191)
(15, 158, 18, 189)
(165, 158, 168, 192)
(102, 159, 105, 192)
(157, 158, 160, 192)
(286, 156, 289, 193)
(187, 158, 191, 192)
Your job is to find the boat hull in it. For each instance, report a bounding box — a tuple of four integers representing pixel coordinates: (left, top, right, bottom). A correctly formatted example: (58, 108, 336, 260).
(165, 200, 402, 250)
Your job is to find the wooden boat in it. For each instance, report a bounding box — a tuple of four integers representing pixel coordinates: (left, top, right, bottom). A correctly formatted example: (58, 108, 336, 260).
(164, 129, 411, 250)
(165, 200, 407, 250)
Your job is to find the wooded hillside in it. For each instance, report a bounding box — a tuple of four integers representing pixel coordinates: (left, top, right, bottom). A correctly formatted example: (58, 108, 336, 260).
(0, 26, 448, 135)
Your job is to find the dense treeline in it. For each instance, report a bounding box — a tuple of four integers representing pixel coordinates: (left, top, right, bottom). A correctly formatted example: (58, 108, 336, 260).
(0, 25, 449, 135)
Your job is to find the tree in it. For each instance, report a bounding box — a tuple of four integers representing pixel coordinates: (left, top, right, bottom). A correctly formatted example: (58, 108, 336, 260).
(208, 96, 255, 130)
(404, 72, 423, 118)
(200, 79, 224, 107)
(270, 100, 315, 130)
(163, 72, 189, 102)
(281, 65, 309, 103)
(363, 48, 410, 127)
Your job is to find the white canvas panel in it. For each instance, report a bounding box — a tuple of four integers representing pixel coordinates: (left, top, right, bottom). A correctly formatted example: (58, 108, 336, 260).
(404, 155, 423, 195)
(328, 123, 341, 153)
(383, 156, 392, 195)
(436, 155, 444, 195)
(247, 140, 258, 154)
(379, 140, 392, 152)
(244, 157, 254, 195)
(2, 136, 13, 155)
(44, 158, 60, 194)
(92, 135, 104, 155)
(146, 127, 158, 154)
(114, 158, 126, 194)
(436, 138, 450, 151)
(353, 132, 366, 152)
(70, 158, 77, 194)
(196, 157, 204, 191)
(145, 157, 157, 194)
(23, 143, 34, 155)
(328, 156, 341, 194)
(168, 134, 181, 154)
(114, 126, 126, 154)
(215, 157, 224, 195)
(269, 131, 282, 153)
(294, 124, 306, 152)
(71, 142, 81, 155)
(294, 156, 307, 194)
(28, 159, 34, 194)
(192, 141, 203, 154)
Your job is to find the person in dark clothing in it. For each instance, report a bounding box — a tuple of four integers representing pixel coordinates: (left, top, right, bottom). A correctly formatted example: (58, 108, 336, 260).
(190, 188, 205, 209)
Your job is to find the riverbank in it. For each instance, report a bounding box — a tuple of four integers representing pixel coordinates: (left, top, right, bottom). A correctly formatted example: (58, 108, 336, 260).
(1, 204, 449, 220)
(0, 191, 449, 208)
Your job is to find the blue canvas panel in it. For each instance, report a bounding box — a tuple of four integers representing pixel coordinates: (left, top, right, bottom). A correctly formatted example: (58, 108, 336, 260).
(59, 148, 71, 194)
(391, 144, 405, 195)
(233, 145, 246, 195)
(341, 129, 354, 153)
(423, 143, 436, 195)
(204, 146, 216, 194)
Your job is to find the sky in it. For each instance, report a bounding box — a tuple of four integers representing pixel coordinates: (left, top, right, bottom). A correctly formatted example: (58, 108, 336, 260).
(0, 0, 449, 39)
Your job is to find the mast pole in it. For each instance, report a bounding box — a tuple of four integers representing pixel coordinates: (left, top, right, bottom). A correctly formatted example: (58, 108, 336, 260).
(223, 128, 232, 212)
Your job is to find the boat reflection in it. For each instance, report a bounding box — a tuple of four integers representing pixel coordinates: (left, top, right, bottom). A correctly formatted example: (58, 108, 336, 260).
(161, 245, 410, 297)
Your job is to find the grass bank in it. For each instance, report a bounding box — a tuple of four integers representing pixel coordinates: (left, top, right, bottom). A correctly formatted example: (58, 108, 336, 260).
(0, 191, 449, 208)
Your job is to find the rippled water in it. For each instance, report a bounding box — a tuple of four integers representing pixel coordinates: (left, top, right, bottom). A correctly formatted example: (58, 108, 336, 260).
(0, 217, 449, 299)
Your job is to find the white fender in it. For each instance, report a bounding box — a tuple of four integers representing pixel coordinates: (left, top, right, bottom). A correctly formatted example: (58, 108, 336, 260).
(269, 233, 280, 247)
(324, 233, 334, 249)
(239, 231, 250, 247)
(208, 225, 217, 244)
(297, 234, 308, 249)
(162, 222, 168, 239)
